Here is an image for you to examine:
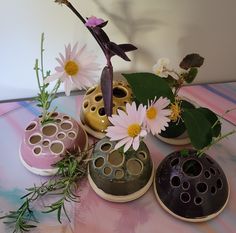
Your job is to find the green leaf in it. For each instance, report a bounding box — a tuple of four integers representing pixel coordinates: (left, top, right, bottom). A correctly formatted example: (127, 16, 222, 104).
(197, 108, 221, 137)
(164, 75, 178, 87)
(182, 108, 213, 150)
(184, 68, 198, 83)
(122, 72, 174, 105)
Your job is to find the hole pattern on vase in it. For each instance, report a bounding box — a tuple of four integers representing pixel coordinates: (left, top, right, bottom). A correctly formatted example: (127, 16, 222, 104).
(80, 81, 133, 136)
(155, 149, 229, 220)
(89, 137, 153, 197)
(22, 113, 83, 158)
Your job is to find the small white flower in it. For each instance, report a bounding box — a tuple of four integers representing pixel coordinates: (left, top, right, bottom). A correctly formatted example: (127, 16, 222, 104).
(152, 58, 170, 78)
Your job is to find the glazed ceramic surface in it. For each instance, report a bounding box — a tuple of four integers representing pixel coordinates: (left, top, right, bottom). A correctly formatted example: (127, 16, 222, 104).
(155, 149, 229, 222)
(80, 80, 132, 138)
(20, 112, 88, 175)
(88, 137, 153, 202)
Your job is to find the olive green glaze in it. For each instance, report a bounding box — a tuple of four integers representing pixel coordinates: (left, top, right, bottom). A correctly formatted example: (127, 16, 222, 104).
(89, 137, 153, 196)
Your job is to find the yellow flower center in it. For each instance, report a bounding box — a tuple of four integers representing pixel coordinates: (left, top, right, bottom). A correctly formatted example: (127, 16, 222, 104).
(64, 60, 79, 76)
(127, 124, 141, 138)
(170, 102, 181, 122)
(146, 106, 157, 120)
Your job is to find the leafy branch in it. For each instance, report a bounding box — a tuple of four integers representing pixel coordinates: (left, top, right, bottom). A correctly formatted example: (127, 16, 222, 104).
(0, 143, 96, 233)
(34, 33, 61, 125)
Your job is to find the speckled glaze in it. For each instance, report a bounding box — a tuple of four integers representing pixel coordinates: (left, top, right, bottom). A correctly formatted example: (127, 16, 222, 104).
(88, 137, 154, 202)
(80, 81, 133, 139)
(20, 112, 88, 175)
(154, 149, 229, 222)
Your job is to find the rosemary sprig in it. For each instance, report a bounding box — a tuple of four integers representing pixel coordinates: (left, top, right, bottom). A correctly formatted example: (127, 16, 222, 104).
(34, 33, 61, 125)
(0, 143, 95, 233)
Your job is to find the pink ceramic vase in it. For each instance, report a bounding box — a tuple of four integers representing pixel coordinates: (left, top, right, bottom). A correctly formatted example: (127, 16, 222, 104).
(20, 112, 88, 176)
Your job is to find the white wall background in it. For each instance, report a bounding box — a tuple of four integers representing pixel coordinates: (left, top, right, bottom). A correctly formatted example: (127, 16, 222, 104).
(0, 0, 236, 101)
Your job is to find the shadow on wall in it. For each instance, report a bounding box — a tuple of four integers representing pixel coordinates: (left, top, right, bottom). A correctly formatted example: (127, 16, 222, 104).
(92, 0, 165, 71)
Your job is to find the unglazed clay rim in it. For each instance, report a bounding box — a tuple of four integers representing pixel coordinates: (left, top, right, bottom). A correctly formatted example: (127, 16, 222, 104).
(153, 173, 230, 222)
(156, 133, 191, 146)
(81, 121, 106, 139)
(87, 161, 154, 203)
(19, 123, 89, 176)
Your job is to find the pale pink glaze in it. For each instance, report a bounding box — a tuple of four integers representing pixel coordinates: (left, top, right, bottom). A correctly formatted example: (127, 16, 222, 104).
(20, 113, 87, 170)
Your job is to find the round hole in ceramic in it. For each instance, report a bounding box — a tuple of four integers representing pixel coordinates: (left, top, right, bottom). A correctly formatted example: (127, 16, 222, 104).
(91, 106, 96, 112)
(94, 157, 105, 168)
(194, 196, 203, 205)
(103, 166, 112, 176)
(180, 192, 191, 203)
(98, 108, 106, 116)
(25, 121, 37, 131)
(56, 118, 62, 124)
(63, 115, 70, 120)
(51, 112, 58, 118)
(211, 186, 217, 195)
(60, 121, 73, 131)
(137, 151, 147, 160)
(100, 142, 112, 152)
(108, 150, 124, 167)
(29, 134, 42, 145)
(196, 182, 208, 193)
(33, 146, 42, 156)
(57, 132, 66, 140)
(126, 159, 143, 176)
(50, 141, 64, 155)
(42, 140, 50, 147)
(113, 86, 127, 98)
(170, 176, 181, 187)
(182, 159, 202, 177)
(83, 100, 89, 109)
(42, 124, 58, 137)
(86, 87, 96, 95)
(182, 181, 190, 190)
(115, 169, 125, 179)
(68, 131, 76, 139)
(204, 170, 211, 179)
(94, 95, 103, 102)
(217, 178, 223, 190)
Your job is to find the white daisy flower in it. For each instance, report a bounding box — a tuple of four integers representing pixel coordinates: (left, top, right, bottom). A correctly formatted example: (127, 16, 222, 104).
(144, 97, 171, 135)
(44, 43, 100, 96)
(106, 102, 147, 152)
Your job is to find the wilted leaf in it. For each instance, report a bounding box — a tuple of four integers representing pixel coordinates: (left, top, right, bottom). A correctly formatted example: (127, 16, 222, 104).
(101, 66, 113, 116)
(179, 53, 204, 70)
(123, 72, 174, 105)
(182, 108, 212, 150)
